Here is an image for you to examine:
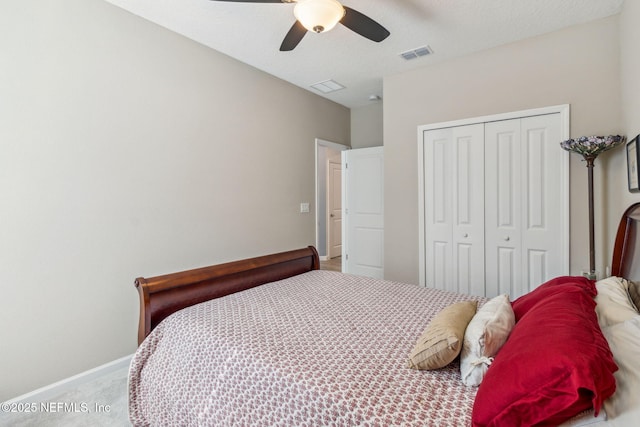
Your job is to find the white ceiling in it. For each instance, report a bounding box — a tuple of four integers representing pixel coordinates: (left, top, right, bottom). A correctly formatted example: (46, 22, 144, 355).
(103, 0, 624, 108)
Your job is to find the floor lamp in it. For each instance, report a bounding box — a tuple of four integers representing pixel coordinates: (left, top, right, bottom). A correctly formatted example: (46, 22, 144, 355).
(560, 135, 625, 280)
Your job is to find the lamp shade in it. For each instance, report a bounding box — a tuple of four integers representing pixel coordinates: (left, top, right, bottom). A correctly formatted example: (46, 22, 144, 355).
(294, 0, 345, 33)
(559, 135, 625, 159)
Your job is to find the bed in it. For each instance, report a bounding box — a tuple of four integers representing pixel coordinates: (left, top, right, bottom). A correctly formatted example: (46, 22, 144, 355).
(128, 204, 640, 426)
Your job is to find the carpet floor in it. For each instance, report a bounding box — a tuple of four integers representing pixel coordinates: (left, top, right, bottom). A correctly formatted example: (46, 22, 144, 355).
(0, 366, 130, 427)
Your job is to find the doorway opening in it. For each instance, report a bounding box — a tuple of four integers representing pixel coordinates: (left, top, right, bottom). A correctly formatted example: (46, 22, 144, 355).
(315, 138, 349, 262)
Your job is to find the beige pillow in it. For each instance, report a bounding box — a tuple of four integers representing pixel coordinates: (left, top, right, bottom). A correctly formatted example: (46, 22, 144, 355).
(628, 280, 640, 313)
(460, 294, 515, 386)
(407, 300, 477, 370)
(595, 277, 639, 327)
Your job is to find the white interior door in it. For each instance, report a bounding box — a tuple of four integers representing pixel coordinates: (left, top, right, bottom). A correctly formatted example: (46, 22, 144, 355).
(343, 147, 384, 278)
(328, 153, 342, 259)
(484, 119, 523, 297)
(520, 114, 565, 290)
(423, 128, 453, 290)
(423, 124, 485, 295)
(418, 105, 569, 298)
(485, 113, 564, 298)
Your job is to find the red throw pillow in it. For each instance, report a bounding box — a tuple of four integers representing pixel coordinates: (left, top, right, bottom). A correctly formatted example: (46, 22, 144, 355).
(511, 276, 596, 321)
(472, 285, 617, 427)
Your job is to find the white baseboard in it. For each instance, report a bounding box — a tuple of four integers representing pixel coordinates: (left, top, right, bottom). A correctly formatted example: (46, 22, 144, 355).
(320, 255, 329, 261)
(2, 354, 133, 404)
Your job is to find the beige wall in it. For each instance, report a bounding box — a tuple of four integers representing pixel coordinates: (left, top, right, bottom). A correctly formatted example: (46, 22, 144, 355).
(603, 0, 640, 262)
(0, 0, 349, 400)
(384, 16, 622, 284)
(351, 103, 383, 148)
(620, 1, 640, 137)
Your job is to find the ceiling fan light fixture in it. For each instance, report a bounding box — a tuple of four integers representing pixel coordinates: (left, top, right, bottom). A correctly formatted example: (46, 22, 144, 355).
(294, 0, 345, 33)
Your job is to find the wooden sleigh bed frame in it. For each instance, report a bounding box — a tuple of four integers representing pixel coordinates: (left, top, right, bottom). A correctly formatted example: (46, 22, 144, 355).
(135, 202, 640, 345)
(134, 246, 320, 344)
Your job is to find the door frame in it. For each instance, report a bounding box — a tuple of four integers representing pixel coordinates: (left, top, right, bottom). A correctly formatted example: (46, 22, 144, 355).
(416, 104, 570, 286)
(315, 138, 349, 261)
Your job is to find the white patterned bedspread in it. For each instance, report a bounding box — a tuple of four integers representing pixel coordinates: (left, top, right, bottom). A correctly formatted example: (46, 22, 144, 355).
(129, 270, 485, 426)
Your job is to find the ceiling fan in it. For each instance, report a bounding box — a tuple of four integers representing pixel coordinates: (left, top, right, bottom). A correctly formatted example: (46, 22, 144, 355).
(211, 0, 390, 51)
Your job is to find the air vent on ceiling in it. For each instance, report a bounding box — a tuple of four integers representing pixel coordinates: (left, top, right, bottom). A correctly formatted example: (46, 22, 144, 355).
(400, 45, 433, 61)
(310, 79, 345, 94)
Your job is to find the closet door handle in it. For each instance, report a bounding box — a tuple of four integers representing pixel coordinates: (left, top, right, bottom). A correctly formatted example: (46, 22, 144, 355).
(504, 236, 510, 241)
(463, 233, 468, 238)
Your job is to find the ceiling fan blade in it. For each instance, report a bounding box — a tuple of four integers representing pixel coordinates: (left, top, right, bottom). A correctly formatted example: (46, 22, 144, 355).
(280, 20, 307, 51)
(341, 6, 390, 42)
(210, 0, 285, 3)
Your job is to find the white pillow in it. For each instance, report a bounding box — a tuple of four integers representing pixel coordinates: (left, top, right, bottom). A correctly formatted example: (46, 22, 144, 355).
(602, 316, 640, 420)
(460, 294, 515, 387)
(595, 277, 638, 328)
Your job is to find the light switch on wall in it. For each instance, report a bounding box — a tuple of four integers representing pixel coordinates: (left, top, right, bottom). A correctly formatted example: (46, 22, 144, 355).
(300, 202, 310, 213)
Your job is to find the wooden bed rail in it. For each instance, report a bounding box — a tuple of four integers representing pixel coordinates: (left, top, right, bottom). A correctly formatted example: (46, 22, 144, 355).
(135, 246, 320, 345)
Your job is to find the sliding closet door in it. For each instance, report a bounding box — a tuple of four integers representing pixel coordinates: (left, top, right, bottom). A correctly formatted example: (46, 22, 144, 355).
(423, 124, 485, 295)
(485, 114, 563, 298)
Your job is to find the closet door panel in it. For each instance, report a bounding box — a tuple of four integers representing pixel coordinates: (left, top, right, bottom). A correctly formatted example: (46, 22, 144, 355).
(485, 120, 522, 297)
(452, 125, 485, 296)
(521, 114, 563, 292)
(424, 128, 453, 291)
(528, 249, 547, 289)
(419, 107, 568, 297)
(423, 125, 484, 294)
(526, 128, 546, 228)
(433, 241, 449, 290)
(456, 243, 473, 293)
(497, 247, 516, 296)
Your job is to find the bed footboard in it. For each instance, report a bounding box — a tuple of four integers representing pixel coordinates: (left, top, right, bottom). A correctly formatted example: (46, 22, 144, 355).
(134, 246, 320, 344)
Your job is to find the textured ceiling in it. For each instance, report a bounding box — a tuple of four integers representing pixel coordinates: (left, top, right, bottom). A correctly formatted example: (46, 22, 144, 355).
(103, 0, 624, 108)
